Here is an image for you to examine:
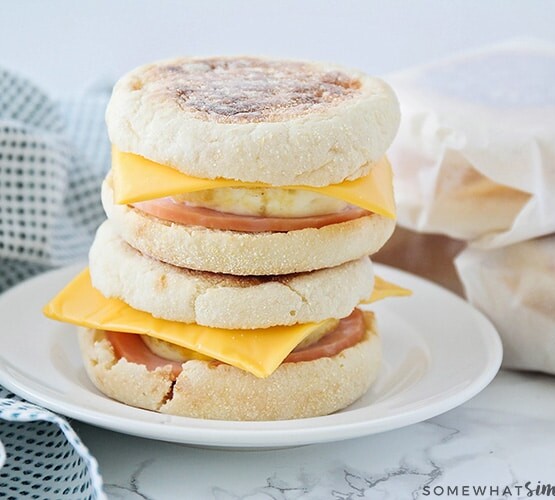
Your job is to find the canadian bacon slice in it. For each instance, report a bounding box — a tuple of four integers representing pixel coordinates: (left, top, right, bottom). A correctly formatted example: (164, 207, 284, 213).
(132, 198, 370, 232)
(105, 331, 184, 379)
(284, 309, 365, 362)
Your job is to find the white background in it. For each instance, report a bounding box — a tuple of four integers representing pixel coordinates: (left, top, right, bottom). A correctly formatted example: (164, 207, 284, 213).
(2, 0, 555, 96)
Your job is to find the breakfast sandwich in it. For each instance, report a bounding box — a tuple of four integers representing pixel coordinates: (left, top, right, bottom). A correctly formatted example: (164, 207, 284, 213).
(44, 56, 408, 421)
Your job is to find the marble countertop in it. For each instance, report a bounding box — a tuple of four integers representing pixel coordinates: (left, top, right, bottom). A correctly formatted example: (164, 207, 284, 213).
(74, 369, 555, 499)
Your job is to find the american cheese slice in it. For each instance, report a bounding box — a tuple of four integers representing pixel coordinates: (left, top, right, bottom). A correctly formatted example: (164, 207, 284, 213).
(44, 269, 326, 378)
(43, 269, 409, 378)
(362, 276, 412, 303)
(112, 148, 396, 219)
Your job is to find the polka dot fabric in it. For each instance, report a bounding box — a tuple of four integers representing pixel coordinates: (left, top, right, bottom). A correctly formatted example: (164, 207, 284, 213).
(0, 67, 111, 292)
(0, 68, 111, 498)
(0, 388, 104, 499)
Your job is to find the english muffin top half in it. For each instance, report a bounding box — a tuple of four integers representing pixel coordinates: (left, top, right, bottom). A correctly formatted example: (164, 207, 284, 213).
(106, 56, 400, 186)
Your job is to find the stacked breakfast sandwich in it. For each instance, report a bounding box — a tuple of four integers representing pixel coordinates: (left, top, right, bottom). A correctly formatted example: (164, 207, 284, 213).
(44, 56, 407, 420)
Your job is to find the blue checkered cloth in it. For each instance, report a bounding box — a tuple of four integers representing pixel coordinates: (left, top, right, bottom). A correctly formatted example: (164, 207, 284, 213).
(0, 387, 104, 500)
(0, 67, 110, 291)
(0, 67, 110, 499)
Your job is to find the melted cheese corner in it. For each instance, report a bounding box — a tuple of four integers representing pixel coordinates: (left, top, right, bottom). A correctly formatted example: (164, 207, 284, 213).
(112, 148, 396, 219)
(362, 276, 412, 303)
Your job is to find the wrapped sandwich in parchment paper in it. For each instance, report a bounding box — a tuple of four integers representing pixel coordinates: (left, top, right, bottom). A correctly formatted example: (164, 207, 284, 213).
(456, 237, 555, 373)
(381, 39, 555, 373)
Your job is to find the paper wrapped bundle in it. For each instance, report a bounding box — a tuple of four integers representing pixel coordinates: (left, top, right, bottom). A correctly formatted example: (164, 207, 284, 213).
(456, 237, 555, 373)
(384, 40, 555, 374)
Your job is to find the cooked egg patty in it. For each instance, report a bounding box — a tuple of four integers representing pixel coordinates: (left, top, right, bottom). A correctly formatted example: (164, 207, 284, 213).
(172, 188, 349, 217)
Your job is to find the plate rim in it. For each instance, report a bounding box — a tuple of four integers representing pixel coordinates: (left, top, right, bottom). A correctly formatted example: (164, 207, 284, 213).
(0, 263, 502, 448)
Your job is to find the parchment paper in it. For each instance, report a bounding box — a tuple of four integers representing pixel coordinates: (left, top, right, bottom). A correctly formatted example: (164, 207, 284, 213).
(386, 40, 555, 373)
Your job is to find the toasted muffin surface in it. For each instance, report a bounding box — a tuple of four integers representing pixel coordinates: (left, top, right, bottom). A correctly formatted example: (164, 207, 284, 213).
(106, 56, 400, 186)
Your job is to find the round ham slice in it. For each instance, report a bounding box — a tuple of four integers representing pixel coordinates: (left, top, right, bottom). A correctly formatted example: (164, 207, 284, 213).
(284, 309, 365, 363)
(104, 309, 366, 377)
(132, 198, 370, 232)
(106, 331, 184, 379)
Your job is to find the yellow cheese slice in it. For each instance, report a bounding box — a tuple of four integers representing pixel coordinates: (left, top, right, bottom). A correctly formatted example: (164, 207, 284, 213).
(112, 148, 396, 219)
(43, 270, 410, 378)
(363, 276, 412, 304)
(43, 269, 326, 378)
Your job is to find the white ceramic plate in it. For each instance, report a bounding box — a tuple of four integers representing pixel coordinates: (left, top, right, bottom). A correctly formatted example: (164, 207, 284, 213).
(0, 263, 502, 448)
